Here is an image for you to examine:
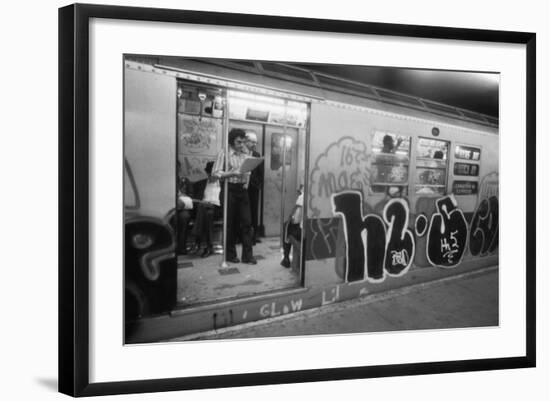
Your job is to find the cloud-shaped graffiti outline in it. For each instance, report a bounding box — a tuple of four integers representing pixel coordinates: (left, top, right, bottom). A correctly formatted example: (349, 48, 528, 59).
(309, 136, 372, 218)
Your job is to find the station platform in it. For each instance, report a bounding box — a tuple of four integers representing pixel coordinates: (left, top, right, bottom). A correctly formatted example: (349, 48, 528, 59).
(127, 250, 497, 343)
(170, 265, 498, 341)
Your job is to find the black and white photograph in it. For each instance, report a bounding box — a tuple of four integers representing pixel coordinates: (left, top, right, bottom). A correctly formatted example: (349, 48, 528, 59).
(124, 55, 500, 344)
(50, 2, 538, 398)
(2, 0, 546, 397)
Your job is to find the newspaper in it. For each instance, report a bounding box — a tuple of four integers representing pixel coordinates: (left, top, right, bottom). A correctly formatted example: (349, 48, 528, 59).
(237, 156, 264, 174)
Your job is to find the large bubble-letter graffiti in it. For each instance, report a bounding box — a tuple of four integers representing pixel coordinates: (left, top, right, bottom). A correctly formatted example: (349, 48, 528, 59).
(413, 197, 438, 267)
(415, 213, 428, 237)
(469, 196, 499, 256)
(426, 195, 468, 267)
(125, 217, 177, 321)
(331, 191, 415, 282)
(331, 191, 386, 282)
(383, 199, 415, 276)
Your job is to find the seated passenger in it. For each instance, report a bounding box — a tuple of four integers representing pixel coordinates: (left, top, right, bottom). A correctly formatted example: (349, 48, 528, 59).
(281, 186, 304, 269)
(177, 178, 194, 255)
(191, 162, 221, 258)
(382, 134, 403, 154)
(433, 150, 444, 159)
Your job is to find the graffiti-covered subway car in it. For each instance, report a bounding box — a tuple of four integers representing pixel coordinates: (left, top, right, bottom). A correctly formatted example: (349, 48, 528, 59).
(124, 56, 498, 343)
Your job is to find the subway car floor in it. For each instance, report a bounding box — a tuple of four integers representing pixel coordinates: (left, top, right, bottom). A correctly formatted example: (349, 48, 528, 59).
(177, 236, 300, 307)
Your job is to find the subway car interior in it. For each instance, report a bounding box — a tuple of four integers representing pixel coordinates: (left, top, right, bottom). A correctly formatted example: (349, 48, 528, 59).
(175, 80, 309, 307)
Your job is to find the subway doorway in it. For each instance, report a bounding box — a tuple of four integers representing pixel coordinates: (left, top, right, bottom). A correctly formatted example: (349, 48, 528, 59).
(175, 82, 308, 307)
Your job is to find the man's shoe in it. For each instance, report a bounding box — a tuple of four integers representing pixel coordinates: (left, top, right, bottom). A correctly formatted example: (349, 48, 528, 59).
(189, 243, 200, 254)
(280, 258, 291, 268)
(201, 247, 213, 258)
(254, 238, 262, 244)
(242, 257, 257, 265)
(227, 257, 240, 263)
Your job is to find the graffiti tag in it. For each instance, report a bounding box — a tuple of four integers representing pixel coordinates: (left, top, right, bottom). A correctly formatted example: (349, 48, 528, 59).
(383, 198, 415, 276)
(322, 285, 341, 306)
(178, 114, 221, 155)
(426, 195, 468, 268)
(391, 249, 409, 267)
(259, 299, 303, 317)
(331, 190, 386, 282)
(309, 137, 372, 217)
(469, 196, 499, 256)
(331, 190, 414, 283)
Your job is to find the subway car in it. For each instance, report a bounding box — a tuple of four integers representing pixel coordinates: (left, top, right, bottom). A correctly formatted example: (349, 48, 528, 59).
(124, 55, 499, 343)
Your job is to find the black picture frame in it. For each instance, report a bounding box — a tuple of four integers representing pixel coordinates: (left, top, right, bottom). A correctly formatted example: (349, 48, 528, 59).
(59, 3, 536, 397)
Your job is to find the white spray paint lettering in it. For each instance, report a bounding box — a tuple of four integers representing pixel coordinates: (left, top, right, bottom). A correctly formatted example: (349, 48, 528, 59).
(322, 285, 340, 306)
(259, 298, 303, 317)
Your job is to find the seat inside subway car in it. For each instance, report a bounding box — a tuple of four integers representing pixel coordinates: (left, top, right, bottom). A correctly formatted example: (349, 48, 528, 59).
(123, 55, 498, 343)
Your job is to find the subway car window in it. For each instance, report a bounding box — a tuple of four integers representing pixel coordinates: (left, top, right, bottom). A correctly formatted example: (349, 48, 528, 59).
(371, 132, 411, 196)
(454, 144, 481, 161)
(415, 138, 449, 195)
(451, 144, 481, 196)
(270, 133, 293, 170)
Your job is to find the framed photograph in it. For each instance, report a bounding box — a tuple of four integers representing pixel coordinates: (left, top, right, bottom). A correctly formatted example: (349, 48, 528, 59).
(59, 3, 536, 397)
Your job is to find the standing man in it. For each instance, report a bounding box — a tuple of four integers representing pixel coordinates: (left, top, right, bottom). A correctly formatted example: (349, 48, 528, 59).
(245, 131, 264, 244)
(213, 128, 257, 265)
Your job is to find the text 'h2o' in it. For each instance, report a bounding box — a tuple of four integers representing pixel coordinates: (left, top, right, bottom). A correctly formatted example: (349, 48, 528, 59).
(330, 190, 495, 283)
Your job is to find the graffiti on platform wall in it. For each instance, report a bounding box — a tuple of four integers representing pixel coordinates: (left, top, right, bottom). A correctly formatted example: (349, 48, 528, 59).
(331, 190, 414, 283)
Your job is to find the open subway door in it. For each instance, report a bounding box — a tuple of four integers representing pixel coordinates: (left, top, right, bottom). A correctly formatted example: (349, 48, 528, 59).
(175, 86, 309, 308)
